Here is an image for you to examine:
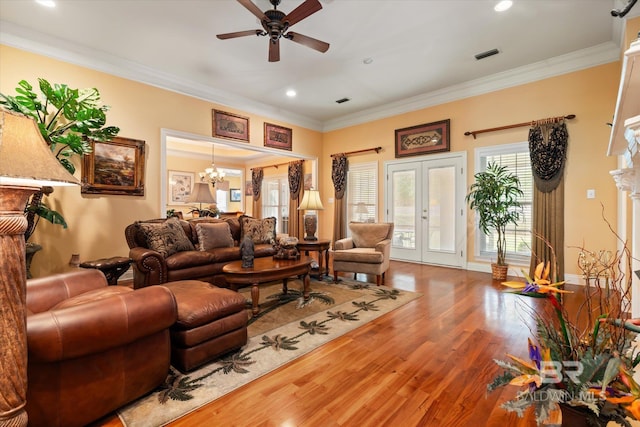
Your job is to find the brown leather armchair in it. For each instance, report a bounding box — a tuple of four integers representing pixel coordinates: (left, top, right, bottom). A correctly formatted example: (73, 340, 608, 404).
(26, 269, 178, 427)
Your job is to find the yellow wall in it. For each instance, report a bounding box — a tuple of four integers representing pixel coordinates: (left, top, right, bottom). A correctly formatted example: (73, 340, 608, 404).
(321, 62, 621, 276)
(0, 45, 322, 276)
(0, 41, 626, 278)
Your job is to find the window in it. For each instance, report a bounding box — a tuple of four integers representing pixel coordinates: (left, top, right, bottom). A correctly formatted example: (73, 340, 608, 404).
(475, 142, 532, 264)
(216, 189, 228, 213)
(261, 175, 289, 234)
(346, 162, 378, 231)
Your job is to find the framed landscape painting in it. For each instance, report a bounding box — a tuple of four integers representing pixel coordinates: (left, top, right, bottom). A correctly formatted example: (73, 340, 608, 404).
(212, 109, 249, 142)
(81, 136, 145, 196)
(264, 123, 292, 151)
(394, 119, 450, 158)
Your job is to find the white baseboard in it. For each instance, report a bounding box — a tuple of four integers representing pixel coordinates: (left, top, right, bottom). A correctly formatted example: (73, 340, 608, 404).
(466, 262, 582, 285)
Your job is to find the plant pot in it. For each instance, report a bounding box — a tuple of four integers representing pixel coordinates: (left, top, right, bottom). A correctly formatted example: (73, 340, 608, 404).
(491, 263, 508, 281)
(559, 404, 606, 427)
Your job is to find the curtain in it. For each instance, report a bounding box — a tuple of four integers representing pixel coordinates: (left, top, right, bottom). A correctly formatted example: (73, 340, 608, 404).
(528, 120, 568, 281)
(252, 167, 264, 219)
(288, 160, 304, 239)
(331, 154, 348, 248)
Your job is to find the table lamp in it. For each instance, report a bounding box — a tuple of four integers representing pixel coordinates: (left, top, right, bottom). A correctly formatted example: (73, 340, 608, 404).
(0, 108, 80, 426)
(187, 181, 217, 216)
(298, 189, 324, 241)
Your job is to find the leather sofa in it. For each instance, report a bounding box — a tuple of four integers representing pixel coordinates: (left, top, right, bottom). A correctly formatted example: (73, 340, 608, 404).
(26, 269, 177, 427)
(125, 216, 276, 289)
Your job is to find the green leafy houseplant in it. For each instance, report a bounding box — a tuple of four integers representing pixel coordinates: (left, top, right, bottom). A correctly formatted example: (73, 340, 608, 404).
(0, 78, 119, 241)
(465, 162, 523, 271)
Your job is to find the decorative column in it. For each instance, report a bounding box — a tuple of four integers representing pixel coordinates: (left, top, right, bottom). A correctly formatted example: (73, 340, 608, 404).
(0, 186, 36, 427)
(610, 116, 640, 316)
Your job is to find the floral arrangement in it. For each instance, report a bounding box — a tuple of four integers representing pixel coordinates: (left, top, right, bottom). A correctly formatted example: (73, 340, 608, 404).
(487, 234, 639, 426)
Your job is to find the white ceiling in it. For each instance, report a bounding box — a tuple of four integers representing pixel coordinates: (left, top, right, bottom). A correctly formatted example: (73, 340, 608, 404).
(0, 0, 636, 133)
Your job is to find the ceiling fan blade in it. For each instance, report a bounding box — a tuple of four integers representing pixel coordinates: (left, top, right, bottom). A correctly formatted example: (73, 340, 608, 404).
(237, 0, 268, 21)
(268, 39, 280, 62)
(284, 0, 322, 26)
(217, 29, 262, 40)
(286, 32, 329, 53)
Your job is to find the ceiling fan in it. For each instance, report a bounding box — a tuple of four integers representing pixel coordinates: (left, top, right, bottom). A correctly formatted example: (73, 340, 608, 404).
(216, 0, 330, 62)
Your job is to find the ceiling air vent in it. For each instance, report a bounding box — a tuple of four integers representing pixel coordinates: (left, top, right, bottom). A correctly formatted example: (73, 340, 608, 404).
(335, 97, 350, 104)
(475, 48, 500, 60)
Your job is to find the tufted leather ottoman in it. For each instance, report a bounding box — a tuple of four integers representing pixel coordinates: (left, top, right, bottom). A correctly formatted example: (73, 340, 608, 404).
(163, 280, 248, 372)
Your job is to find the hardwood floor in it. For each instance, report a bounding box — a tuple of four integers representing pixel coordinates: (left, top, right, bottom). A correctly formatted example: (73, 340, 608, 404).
(94, 260, 549, 427)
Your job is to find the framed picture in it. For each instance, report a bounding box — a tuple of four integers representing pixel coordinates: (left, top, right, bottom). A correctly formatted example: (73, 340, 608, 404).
(167, 170, 195, 204)
(212, 109, 249, 142)
(230, 188, 241, 202)
(394, 119, 450, 158)
(264, 122, 292, 151)
(245, 181, 253, 196)
(81, 136, 145, 196)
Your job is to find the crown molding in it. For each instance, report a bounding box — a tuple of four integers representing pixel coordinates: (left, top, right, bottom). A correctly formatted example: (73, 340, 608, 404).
(322, 42, 621, 132)
(1, 21, 620, 133)
(0, 21, 324, 131)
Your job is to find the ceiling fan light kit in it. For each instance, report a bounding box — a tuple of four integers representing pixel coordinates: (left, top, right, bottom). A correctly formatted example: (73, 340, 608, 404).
(216, 0, 330, 62)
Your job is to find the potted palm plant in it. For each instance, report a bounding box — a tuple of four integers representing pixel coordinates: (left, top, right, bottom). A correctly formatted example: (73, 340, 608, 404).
(466, 162, 523, 280)
(1, 78, 119, 274)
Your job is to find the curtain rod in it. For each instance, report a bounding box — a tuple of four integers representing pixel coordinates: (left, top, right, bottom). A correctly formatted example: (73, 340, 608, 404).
(464, 114, 575, 139)
(330, 146, 382, 158)
(250, 160, 302, 171)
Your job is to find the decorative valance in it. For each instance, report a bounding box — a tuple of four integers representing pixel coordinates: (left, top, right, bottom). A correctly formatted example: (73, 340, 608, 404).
(331, 154, 347, 200)
(288, 160, 303, 200)
(252, 167, 263, 200)
(528, 120, 568, 193)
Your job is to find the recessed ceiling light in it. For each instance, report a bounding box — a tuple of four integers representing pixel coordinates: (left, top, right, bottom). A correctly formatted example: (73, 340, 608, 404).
(286, 89, 296, 97)
(494, 1, 512, 12)
(35, 0, 56, 8)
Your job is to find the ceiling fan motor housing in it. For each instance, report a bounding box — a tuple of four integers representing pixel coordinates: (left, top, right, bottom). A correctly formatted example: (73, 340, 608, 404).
(263, 9, 288, 41)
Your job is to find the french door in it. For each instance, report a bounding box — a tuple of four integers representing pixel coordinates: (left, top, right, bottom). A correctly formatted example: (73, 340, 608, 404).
(385, 152, 466, 268)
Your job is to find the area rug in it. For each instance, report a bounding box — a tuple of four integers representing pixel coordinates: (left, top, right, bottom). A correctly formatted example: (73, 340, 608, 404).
(117, 277, 422, 427)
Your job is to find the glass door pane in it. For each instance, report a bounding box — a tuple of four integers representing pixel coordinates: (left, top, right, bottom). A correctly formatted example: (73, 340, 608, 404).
(427, 166, 456, 252)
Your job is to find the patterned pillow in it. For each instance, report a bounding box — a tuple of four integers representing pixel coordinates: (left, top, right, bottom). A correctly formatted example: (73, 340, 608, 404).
(239, 216, 276, 245)
(196, 222, 234, 251)
(137, 217, 195, 257)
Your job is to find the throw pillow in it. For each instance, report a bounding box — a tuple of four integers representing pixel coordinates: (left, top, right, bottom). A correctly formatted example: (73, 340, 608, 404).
(137, 217, 195, 258)
(196, 222, 234, 251)
(239, 215, 276, 245)
(350, 222, 391, 248)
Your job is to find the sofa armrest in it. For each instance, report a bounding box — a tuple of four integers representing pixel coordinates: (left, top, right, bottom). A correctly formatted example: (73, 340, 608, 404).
(27, 269, 108, 313)
(334, 237, 354, 250)
(27, 286, 177, 362)
(129, 246, 168, 288)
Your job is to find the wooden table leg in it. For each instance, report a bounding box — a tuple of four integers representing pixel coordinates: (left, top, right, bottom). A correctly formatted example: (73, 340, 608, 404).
(251, 282, 259, 317)
(303, 272, 310, 301)
(317, 250, 324, 278)
(282, 278, 288, 294)
(324, 249, 329, 277)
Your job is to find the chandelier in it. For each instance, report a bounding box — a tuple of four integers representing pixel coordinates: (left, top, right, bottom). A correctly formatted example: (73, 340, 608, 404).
(199, 143, 225, 186)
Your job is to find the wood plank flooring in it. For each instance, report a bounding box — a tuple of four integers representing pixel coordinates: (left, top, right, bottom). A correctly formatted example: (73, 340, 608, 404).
(92, 260, 555, 427)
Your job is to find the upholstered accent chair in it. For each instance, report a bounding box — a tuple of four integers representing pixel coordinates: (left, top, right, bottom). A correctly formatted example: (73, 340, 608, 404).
(332, 222, 394, 286)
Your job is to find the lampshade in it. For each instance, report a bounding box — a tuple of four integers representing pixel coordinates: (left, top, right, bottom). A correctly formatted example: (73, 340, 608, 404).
(0, 109, 80, 187)
(355, 202, 368, 214)
(298, 189, 324, 211)
(187, 181, 216, 204)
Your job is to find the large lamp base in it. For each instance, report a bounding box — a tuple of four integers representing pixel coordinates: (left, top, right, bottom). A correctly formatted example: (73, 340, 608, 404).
(303, 213, 318, 241)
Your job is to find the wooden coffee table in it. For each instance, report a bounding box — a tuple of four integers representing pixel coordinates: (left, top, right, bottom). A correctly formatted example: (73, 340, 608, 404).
(223, 256, 313, 317)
